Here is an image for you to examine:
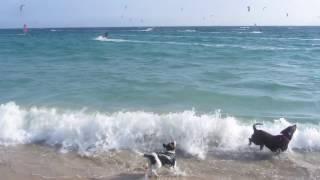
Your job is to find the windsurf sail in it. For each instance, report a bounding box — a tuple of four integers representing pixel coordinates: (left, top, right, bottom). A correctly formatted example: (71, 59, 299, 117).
(23, 24, 28, 34)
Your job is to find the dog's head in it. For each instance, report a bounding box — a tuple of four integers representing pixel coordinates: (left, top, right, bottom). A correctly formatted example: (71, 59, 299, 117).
(280, 124, 297, 140)
(163, 141, 176, 152)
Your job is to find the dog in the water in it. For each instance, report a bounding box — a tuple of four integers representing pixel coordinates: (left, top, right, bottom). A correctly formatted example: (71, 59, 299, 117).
(143, 141, 177, 177)
(249, 123, 296, 152)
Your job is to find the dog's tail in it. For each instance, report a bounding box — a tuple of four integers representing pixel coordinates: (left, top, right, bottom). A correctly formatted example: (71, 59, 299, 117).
(143, 153, 154, 159)
(253, 123, 263, 131)
(133, 150, 153, 160)
(133, 150, 144, 156)
(143, 153, 158, 165)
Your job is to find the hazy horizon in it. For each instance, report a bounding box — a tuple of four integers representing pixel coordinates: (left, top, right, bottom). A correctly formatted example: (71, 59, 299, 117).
(1, 0, 320, 28)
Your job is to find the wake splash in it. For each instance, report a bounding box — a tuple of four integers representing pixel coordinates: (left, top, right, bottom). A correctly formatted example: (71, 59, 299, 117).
(0, 102, 319, 158)
(178, 29, 197, 33)
(129, 28, 153, 32)
(93, 36, 300, 51)
(94, 36, 129, 42)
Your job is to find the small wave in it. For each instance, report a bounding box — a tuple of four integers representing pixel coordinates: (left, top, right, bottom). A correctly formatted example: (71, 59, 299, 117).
(238, 31, 263, 34)
(138, 27, 153, 32)
(287, 38, 320, 41)
(179, 29, 197, 33)
(0, 102, 320, 158)
(250, 31, 263, 34)
(129, 28, 153, 32)
(50, 29, 57, 32)
(94, 36, 128, 42)
(201, 31, 224, 34)
(259, 37, 320, 41)
(236, 27, 250, 31)
(93, 37, 301, 51)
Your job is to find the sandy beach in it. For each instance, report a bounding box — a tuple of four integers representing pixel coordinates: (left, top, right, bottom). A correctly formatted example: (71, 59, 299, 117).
(0, 145, 319, 180)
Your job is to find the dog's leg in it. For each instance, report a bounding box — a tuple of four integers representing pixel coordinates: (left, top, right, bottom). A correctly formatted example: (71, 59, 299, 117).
(260, 144, 264, 150)
(145, 160, 154, 177)
(147, 164, 152, 177)
(275, 149, 281, 159)
(144, 167, 150, 180)
(170, 161, 177, 175)
(248, 138, 252, 145)
(152, 168, 159, 177)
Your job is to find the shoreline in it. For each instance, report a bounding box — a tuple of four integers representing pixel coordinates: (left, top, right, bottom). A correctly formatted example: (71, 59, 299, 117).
(0, 145, 319, 179)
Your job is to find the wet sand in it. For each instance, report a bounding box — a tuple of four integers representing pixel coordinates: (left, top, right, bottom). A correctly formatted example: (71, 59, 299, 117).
(0, 145, 320, 180)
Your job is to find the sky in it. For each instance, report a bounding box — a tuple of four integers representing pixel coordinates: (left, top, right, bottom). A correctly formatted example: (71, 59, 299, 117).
(1, 0, 320, 28)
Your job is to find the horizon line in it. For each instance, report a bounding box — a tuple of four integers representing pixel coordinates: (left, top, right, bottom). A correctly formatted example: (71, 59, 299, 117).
(1, 25, 320, 30)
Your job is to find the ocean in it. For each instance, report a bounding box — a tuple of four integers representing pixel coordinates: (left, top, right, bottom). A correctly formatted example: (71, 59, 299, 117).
(0, 26, 319, 179)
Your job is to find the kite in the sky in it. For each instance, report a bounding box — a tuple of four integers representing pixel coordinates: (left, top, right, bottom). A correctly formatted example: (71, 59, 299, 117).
(19, 4, 25, 13)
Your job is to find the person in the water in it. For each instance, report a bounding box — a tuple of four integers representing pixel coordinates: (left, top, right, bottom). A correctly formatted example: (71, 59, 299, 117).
(103, 32, 109, 38)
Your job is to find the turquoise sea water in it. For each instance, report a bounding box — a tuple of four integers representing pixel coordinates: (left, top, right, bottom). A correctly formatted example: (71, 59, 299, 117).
(0, 27, 319, 155)
(1, 27, 319, 121)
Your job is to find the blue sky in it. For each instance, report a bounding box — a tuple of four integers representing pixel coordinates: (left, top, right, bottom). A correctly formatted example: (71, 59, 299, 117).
(1, 0, 320, 28)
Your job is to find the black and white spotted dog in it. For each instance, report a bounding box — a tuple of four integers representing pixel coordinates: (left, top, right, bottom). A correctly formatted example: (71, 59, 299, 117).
(143, 141, 177, 177)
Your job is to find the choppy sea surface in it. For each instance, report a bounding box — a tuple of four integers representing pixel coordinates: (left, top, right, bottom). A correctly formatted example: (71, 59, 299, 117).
(0, 26, 320, 179)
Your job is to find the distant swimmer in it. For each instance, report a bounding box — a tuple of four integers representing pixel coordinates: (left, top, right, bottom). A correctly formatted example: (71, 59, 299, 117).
(103, 32, 109, 38)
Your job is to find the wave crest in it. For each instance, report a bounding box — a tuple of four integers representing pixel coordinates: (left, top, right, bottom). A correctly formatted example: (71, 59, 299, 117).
(0, 102, 319, 158)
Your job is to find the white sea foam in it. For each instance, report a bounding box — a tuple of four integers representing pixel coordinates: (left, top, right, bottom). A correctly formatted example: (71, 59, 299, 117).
(178, 30, 197, 33)
(141, 27, 153, 32)
(129, 28, 153, 32)
(250, 31, 263, 34)
(94, 36, 297, 51)
(238, 31, 263, 34)
(200, 31, 224, 34)
(260, 37, 320, 41)
(1, 102, 320, 158)
(94, 36, 129, 42)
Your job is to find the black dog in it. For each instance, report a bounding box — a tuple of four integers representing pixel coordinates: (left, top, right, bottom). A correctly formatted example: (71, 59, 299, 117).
(143, 141, 176, 177)
(249, 123, 296, 152)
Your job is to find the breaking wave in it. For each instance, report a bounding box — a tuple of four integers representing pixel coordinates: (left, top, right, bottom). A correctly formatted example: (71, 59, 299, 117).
(1, 102, 320, 158)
